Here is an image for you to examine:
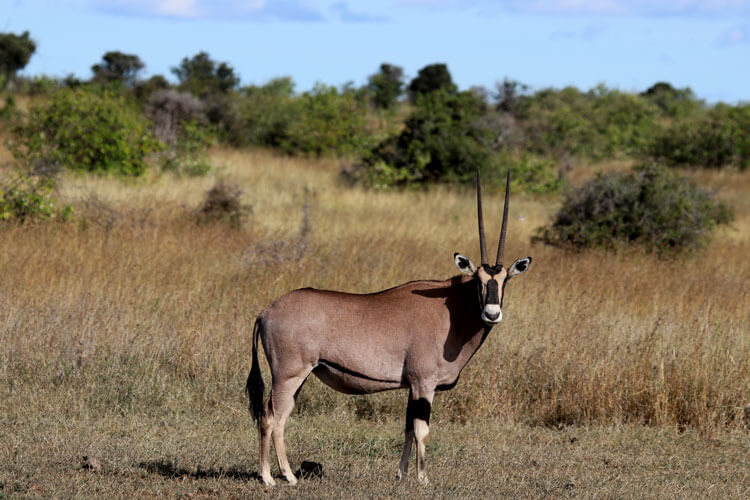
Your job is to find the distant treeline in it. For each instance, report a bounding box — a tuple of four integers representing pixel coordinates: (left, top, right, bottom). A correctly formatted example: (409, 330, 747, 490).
(1, 38, 749, 190)
(0, 36, 737, 251)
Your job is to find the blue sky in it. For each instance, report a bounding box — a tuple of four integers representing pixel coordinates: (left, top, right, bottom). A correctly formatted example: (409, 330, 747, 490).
(4, 1, 750, 103)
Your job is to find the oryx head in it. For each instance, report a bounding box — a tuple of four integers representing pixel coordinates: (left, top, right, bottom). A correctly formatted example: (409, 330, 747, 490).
(454, 170, 531, 325)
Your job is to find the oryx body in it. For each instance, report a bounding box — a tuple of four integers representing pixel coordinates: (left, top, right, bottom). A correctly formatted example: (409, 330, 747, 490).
(246, 171, 531, 486)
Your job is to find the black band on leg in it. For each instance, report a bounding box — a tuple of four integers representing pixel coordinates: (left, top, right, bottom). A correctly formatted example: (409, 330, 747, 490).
(406, 397, 431, 430)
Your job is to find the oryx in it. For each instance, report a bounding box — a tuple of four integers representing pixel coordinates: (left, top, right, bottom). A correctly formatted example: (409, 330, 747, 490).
(246, 170, 531, 486)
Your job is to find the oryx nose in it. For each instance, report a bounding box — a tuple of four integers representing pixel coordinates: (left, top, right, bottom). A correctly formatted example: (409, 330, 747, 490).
(484, 309, 500, 321)
(483, 304, 502, 322)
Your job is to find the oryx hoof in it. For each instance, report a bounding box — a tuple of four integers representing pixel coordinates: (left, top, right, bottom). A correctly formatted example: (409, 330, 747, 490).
(261, 476, 276, 487)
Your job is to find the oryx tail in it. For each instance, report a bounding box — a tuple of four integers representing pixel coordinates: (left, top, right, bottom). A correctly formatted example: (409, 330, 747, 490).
(245, 317, 265, 425)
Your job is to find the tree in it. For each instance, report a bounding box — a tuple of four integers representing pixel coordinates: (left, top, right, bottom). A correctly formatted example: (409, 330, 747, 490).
(407, 63, 456, 102)
(91, 51, 145, 87)
(135, 74, 170, 101)
(244, 76, 295, 98)
(358, 89, 492, 186)
(0, 31, 36, 90)
(494, 77, 529, 114)
(367, 63, 404, 109)
(171, 51, 239, 96)
(640, 81, 702, 118)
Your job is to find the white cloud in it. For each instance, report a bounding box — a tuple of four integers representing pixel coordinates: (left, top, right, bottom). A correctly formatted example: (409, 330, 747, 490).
(154, 0, 201, 18)
(399, 0, 750, 16)
(89, 0, 325, 21)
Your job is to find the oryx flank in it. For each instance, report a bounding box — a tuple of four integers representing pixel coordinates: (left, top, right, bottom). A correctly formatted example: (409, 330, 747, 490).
(246, 170, 531, 486)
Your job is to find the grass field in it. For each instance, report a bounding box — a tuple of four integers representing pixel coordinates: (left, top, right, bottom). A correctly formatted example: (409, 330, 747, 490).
(1, 148, 749, 497)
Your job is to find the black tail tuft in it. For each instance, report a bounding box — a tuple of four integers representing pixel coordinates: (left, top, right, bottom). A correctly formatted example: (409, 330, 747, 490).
(245, 317, 265, 424)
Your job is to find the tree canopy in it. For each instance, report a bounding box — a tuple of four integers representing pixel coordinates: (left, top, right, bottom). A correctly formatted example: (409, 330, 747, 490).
(0, 31, 36, 90)
(171, 51, 239, 96)
(367, 63, 404, 109)
(91, 51, 145, 87)
(407, 63, 456, 102)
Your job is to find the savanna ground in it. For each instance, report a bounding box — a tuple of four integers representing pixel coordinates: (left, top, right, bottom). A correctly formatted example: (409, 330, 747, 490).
(1, 147, 749, 498)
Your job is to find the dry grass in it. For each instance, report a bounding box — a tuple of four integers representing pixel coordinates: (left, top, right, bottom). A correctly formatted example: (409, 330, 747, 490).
(1, 148, 749, 497)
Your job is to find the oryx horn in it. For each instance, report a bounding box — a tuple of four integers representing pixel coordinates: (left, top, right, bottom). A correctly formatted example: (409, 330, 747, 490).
(495, 170, 510, 267)
(476, 168, 488, 265)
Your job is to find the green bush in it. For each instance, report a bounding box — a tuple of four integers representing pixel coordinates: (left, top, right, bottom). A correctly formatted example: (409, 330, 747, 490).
(493, 151, 562, 194)
(231, 77, 297, 148)
(281, 83, 373, 157)
(15, 75, 62, 96)
(0, 170, 72, 222)
(12, 88, 162, 176)
(647, 104, 750, 169)
(356, 89, 493, 187)
(534, 163, 733, 253)
(640, 82, 703, 119)
(517, 85, 658, 160)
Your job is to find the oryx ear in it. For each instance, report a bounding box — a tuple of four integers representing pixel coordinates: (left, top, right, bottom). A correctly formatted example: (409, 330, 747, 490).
(508, 257, 532, 278)
(454, 253, 476, 275)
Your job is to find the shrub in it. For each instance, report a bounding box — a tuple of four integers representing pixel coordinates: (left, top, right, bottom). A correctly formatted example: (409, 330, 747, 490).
(231, 77, 297, 148)
(354, 89, 493, 187)
(281, 83, 373, 157)
(11, 88, 162, 176)
(640, 82, 703, 119)
(493, 151, 562, 194)
(145, 89, 213, 176)
(517, 85, 658, 160)
(197, 181, 250, 228)
(15, 75, 61, 96)
(534, 163, 733, 253)
(0, 169, 72, 222)
(647, 104, 750, 169)
(134, 74, 170, 102)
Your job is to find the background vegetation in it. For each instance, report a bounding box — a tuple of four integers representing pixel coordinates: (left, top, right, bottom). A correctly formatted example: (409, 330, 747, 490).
(0, 31, 748, 497)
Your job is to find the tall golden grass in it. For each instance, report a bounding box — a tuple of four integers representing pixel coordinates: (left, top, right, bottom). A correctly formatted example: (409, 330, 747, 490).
(1, 148, 748, 433)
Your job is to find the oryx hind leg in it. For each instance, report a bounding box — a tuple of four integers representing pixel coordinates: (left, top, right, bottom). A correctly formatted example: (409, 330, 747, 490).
(269, 369, 312, 485)
(259, 396, 275, 486)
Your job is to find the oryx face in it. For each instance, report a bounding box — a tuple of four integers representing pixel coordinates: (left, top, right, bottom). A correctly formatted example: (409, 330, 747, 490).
(453, 168, 531, 325)
(477, 264, 505, 323)
(455, 254, 531, 325)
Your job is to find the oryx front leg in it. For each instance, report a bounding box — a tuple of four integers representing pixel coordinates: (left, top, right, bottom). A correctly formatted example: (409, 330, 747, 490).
(397, 390, 415, 480)
(398, 387, 434, 484)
